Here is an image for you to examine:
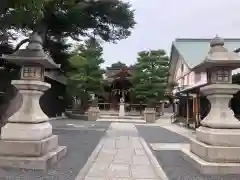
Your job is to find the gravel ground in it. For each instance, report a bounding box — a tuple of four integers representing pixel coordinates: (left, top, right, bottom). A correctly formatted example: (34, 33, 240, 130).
(136, 125, 189, 143)
(154, 150, 240, 180)
(0, 121, 110, 180)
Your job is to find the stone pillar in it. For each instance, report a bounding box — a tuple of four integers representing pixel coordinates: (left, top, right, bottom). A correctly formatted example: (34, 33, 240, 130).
(1, 81, 52, 140)
(144, 108, 156, 123)
(119, 97, 125, 117)
(160, 101, 165, 116)
(173, 99, 179, 114)
(88, 106, 100, 121)
(0, 32, 67, 170)
(119, 103, 125, 117)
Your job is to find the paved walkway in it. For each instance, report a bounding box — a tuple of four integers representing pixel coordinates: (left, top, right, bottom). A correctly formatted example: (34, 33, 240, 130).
(82, 123, 165, 180)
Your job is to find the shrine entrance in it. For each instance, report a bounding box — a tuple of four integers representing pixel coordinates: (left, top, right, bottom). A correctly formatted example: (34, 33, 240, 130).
(110, 78, 132, 109)
(109, 68, 133, 110)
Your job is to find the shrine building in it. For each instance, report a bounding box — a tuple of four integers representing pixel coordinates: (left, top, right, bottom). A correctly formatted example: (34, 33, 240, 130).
(169, 38, 240, 127)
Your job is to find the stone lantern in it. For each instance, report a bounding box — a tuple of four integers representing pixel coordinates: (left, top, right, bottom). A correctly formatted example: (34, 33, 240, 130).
(0, 32, 67, 170)
(182, 36, 240, 174)
(144, 102, 156, 123)
(88, 93, 100, 121)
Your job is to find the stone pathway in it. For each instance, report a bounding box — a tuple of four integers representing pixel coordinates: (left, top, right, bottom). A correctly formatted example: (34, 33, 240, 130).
(83, 123, 162, 180)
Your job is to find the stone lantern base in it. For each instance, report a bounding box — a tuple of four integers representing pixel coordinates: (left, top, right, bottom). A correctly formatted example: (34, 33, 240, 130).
(144, 108, 156, 123)
(0, 80, 67, 170)
(181, 84, 240, 174)
(88, 106, 100, 121)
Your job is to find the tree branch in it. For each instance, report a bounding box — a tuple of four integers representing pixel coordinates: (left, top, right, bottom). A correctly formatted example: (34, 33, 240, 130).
(14, 38, 30, 51)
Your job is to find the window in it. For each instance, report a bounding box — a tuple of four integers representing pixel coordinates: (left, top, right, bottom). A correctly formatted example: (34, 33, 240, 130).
(194, 73, 201, 83)
(23, 67, 37, 78)
(216, 69, 229, 82)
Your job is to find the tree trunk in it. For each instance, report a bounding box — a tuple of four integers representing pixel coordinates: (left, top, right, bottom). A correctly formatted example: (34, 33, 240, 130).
(36, 23, 48, 43)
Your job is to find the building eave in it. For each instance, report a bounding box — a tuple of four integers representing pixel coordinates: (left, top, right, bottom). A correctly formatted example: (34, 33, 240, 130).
(44, 71, 67, 85)
(168, 43, 179, 83)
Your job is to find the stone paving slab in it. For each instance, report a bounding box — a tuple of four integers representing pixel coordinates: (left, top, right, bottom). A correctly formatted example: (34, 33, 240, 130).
(83, 123, 161, 180)
(150, 143, 190, 151)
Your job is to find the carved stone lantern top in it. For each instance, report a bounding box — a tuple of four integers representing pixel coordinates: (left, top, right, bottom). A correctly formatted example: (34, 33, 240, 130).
(193, 35, 240, 73)
(2, 32, 60, 69)
(193, 36, 240, 84)
(198, 36, 240, 129)
(2, 32, 60, 81)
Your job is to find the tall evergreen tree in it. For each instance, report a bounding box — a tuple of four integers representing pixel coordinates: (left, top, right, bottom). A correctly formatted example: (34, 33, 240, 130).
(67, 38, 105, 109)
(132, 49, 169, 107)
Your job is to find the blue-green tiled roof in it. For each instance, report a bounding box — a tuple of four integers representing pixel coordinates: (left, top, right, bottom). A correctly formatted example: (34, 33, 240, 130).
(173, 38, 240, 68)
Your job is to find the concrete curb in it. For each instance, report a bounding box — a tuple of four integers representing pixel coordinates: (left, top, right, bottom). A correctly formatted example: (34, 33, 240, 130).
(75, 137, 106, 180)
(49, 116, 67, 121)
(140, 138, 169, 180)
(160, 124, 196, 140)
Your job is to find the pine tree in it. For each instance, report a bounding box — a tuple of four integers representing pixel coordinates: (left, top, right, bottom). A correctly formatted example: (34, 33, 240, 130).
(67, 38, 105, 109)
(132, 49, 169, 107)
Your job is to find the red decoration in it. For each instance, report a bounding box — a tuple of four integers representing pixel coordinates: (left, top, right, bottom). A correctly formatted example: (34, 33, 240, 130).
(120, 68, 128, 73)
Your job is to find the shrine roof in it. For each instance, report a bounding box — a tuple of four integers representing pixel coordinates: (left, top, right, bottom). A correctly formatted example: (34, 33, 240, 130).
(107, 61, 127, 70)
(109, 69, 132, 78)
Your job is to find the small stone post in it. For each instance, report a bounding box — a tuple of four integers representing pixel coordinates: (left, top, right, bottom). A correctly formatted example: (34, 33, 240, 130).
(88, 106, 100, 121)
(182, 36, 240, 174)
(144, 104, 156, 123)
(160, 101, 165, 116)
(0, 32, 67, 170)
(118, 97, 125, 117)
(173, 99, 179, 114)
(88, 94, 100, 121)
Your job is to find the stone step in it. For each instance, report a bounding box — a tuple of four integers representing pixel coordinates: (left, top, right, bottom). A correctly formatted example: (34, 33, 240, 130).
(0, 135, 58, 157)
(99, 115, 143, 120)
(190, 138, 240, 163)
(0, 146, 67, 170)
(98, 118, 145, 123)
(181, 147, 240, 175)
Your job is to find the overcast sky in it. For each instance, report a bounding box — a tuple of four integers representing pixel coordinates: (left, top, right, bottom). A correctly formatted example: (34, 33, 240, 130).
(102, 0, 240, 67)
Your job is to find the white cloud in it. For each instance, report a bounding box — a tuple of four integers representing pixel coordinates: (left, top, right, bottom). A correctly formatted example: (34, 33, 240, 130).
(102, 0, 240, 67)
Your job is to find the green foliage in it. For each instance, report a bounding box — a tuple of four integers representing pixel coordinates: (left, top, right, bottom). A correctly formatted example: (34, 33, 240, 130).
(0, 0, 50, 31)
(66, 38, 105, 102)
(132, 49, 169, 106)
(0, 0, 136, 72)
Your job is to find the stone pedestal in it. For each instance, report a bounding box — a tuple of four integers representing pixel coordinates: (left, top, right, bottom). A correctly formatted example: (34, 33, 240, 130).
(144, 108, 156, 123)
(88, 106, 100, 121)
(119, 103, 125, 117)
(182, 84, 240, 174)
(0, 80, 67, 170)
